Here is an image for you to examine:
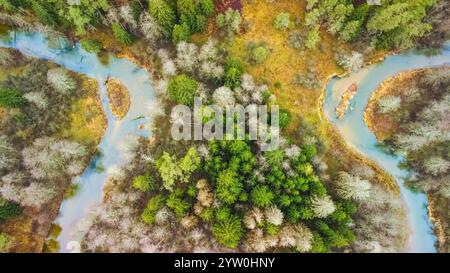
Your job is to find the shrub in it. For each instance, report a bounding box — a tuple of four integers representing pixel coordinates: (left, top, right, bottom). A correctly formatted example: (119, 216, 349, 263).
(378, 96, 401, 113)
(250, 46, 269, 64)
(111, 23, 134, 45)
(132, 174, 156, 192)
(172, 23, 191, 44)
(278, 109, 292, 128)
(141, 195, 165, 224)
(80, 39, 103, 53)
(149, 0, 176, 35)
(0, 233, 9, 251)
(216, 8, 242, 37)
(199, 0, 214, 15)
(216, 169, 243, 205)
(0, 199, 21, 222)
(47, 68, 77, 95)
(336, 51, 364, 72)
(305, 26, 320, 50)
(166, 190, 191, 219)
(167, 74, 199, 105)
(212, 215, 244, 248)
(224, 67, 242, 89)
(251, 185, 274, 208)
(0, 87, 25, 108)
(274, 12, 290, 30)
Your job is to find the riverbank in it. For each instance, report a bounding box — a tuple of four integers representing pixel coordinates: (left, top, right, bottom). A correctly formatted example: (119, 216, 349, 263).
(0, 49, 106, 252)
(363, 66, 450, 252)
(364, 69, 430, 142)
(222, 0, 398, 192)
(227, 0, 407, 251)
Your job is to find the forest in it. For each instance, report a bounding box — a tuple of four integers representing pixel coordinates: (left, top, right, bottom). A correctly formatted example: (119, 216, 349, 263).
(365, 67, 450, 252)
(0, 0, 448, 253)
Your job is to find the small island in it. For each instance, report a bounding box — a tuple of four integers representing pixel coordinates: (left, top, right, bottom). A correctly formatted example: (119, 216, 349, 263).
(106, 78, 130, 120)
(336, 83, 358, 119)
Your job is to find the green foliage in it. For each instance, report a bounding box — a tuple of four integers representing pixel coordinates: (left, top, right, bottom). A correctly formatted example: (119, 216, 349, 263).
(274, 12, 290, 30)
(199, 207, 214, 222)
(305, 26, 320, 50)
(224, 67, 242, 89)
(214, 206, 232, 222)
(63, 184, 80, 200)
(80, 39, 103, 53)
(264, 222, 280, 236)
(177, 0, 198, 31)
(156, 152, 182, 191)
(31, 1, 55, 26)
(166, 188, 191, 218)
(212, 215, 244, 248)
(216, 8, 242, 37)
(251, 185, 274, 208)
(179, 147, 201, 182)
(265, 149, 285, 167)
(150, 0, 213, 38)
(0, 198, 21, 222)
(132, 173, 156, 192)
(0, 87, 25, 108)
(250, 46, 269, 64)
(199, 0, 214, 16)
(205, 140, 257, 178)
(305, 0, 436, 49)
(0, 233, 9, 251)
(150, 0, 176, 36)
(279, 108, 292, 128)
(172, 23, 191, 44)
(156, 147, 200, 191)
(224, 57, 244, 88)
(167, 74, 199, 105)
(141, 195, 165, 224)
(225, 58, 244, 74)
(367, 1, 435, 49)
(25, 0, 110, 34)
(216, 169, 243, 205)
(186, 184, 198, 198)
(111, 23, 134, 45)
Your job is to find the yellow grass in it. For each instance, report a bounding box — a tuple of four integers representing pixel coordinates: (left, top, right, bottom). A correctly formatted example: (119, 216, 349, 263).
(227, 0, 397, 191)
(0, 216, 43, 253)
(230, 1, 347, 130)
(106, 78, 131, 120)
(57, 75, 107, 151)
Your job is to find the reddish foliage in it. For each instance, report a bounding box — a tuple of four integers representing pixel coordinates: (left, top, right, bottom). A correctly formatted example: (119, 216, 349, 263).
(215, 0, 243, 13)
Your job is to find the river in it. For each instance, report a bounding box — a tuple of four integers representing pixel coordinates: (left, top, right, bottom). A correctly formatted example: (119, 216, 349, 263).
(1, 30, 450, 253)
(0, 31, 155, 252)
(323, 42, 450, 252)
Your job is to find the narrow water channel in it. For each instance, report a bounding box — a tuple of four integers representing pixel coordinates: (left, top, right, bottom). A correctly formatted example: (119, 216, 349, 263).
(2, 29, 450, 253)
(0, 31, 155, 252)
(323, 42, 450, 252)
